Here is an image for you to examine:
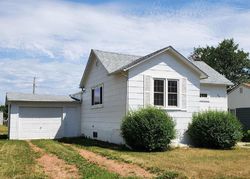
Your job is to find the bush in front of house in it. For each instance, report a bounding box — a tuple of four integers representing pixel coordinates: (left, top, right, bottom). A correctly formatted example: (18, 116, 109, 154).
(242, 130, 250, 142)
(188, 111, 243, 149)
(121, 106, 176, 151)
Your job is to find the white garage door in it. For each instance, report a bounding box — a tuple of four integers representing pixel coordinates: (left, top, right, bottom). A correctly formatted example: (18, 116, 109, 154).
(19, 107, 63, 139)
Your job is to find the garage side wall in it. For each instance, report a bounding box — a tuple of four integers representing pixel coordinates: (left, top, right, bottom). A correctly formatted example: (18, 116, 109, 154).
(228, 85, 250, 109)
(8, 102, 81, 140)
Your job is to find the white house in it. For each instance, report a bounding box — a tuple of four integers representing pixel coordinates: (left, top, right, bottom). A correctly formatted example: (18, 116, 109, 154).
(79, 46, 233, 145)
(6, 46, 233, 145)
(228, 83, 250, 130)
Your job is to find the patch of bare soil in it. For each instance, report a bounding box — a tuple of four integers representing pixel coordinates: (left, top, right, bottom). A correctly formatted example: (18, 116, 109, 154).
(27, 141, 79, 179)
(70, 145, 155, 178)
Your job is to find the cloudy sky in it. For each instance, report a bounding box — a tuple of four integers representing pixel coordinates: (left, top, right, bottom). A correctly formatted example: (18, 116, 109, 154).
(0, 0, 250, 104)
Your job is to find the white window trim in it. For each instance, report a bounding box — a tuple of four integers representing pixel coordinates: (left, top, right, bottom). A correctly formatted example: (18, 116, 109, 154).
(153, 78, 166, 107)
(91, 83, 104, 109)
(166, 79, 180, 109)
(153, 78, 181, 110)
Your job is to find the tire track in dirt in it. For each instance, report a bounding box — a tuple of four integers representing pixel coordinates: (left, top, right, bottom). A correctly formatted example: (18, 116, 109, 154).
(67, 144, 155, 178)
(27, 141, 79, 179)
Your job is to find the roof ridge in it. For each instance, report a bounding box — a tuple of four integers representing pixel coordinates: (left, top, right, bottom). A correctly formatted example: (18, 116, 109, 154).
(92, 49, 142, 57)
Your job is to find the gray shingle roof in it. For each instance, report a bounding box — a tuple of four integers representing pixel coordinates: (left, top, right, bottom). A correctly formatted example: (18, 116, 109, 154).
(85, 48, 233, 86)
(6, 92, 79, 103)
(93, 49, 140, 74)
(192, 61, 233, 85)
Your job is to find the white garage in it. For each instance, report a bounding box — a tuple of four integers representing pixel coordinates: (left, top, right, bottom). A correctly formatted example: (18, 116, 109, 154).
(6, 92, 81, 140)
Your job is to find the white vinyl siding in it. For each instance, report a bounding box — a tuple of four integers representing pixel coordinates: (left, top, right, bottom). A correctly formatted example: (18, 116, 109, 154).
(200, 84, 228, 111)
(128, 51, 201, 144)
(81, 56, 127, 144)
(228, 85, 250, 109)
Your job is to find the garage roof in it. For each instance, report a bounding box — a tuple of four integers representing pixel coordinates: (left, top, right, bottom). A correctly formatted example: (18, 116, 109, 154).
(6, 92, 80, 103)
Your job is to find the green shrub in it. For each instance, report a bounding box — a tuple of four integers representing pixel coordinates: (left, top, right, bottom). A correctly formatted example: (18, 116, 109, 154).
(188, 111, 243, 149)
(242, 130, 250, 142)
(121, 106, 175, 151)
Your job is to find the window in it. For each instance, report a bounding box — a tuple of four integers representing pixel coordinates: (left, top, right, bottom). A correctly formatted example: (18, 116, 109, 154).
(154, 79, 165, 106)
(240, 87, 243, 94)
(91, 85, 103, 106)
(168, 80, 178, 106)
(200, 93, 208, 98)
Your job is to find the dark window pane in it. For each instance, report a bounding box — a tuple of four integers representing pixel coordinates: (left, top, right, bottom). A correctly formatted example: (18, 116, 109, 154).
(94, 87, 100, 104)
(200, 93, 207, 98)
(168, 94, 177, 106)
(91, 89, 94, 105)
(154, 93, 164, 106)
(154, 80, 164, 92)
(92, 86, 103, 105)
(100, 87, 103, 104)
(168, 81, 177, 93)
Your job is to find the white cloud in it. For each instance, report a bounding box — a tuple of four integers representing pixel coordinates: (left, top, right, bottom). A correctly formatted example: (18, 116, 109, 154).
(0, 0, 250, 104)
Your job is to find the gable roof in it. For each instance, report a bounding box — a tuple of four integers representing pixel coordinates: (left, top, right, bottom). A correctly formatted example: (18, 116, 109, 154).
(192, 61, 233, 86)
(80, 46, 233, 87)
(93, 49, 140, 74)
(6, 92, 80, 104)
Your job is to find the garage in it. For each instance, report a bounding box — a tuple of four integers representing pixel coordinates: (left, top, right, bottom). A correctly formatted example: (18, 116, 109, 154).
(19, 107, 63, 139)
(6, 92, 81, 140)
(236, 108, 250, 130)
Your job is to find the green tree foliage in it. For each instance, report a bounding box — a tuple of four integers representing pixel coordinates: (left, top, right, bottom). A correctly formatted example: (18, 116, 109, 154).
(0, 105, 8, 119)
(190, 39, 250, 85)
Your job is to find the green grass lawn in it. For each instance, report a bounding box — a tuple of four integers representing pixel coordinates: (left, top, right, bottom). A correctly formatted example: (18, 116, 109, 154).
(0, 125, 8, 134)
(60, 137, 250, 179)
(31, 140, 136, 179)
(0, 140, 46, 179)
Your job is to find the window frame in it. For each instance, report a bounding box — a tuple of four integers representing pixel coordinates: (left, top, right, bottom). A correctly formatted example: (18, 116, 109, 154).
(200, 93, 208, 98)
(153, 78, 180, 109)
(91, 84, 103, 108)
(167, 79, 179, 108)
(153, 78, 166, 107)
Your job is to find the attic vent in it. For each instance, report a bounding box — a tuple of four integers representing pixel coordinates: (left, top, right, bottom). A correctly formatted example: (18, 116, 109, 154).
(93, 131, 98, 138)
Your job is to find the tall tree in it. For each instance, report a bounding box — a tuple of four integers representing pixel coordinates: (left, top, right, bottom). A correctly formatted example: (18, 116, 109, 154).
(190, 39, 250, 85)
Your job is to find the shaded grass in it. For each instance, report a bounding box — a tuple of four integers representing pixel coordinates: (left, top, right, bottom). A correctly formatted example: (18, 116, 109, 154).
(0, 125, 8, 139)
(60, 137, 250, 179)
(0, 140, 46, 179)
(0, 125, 8, 134)
(32, 140, 138, 179)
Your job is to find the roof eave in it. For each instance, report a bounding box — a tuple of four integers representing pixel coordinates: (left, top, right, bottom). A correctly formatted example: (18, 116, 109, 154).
(119, 46, 208, 79)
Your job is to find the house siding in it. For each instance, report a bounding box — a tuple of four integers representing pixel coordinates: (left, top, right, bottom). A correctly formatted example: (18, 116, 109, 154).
(228, 85, 250, 109)
(200, 84, 228, 111)
(127, 52, 201, 144)
(81, 56, 127, 144)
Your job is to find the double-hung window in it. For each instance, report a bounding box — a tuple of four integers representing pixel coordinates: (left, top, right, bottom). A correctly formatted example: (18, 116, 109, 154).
(168, 80, 178, 106)
(153, 79, 179, 107)
(91, 85, 103, 106)
(154, 79, 165, 106)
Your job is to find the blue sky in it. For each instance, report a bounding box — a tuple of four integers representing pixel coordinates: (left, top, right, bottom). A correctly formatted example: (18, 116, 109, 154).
(0, 0, 250, 104)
